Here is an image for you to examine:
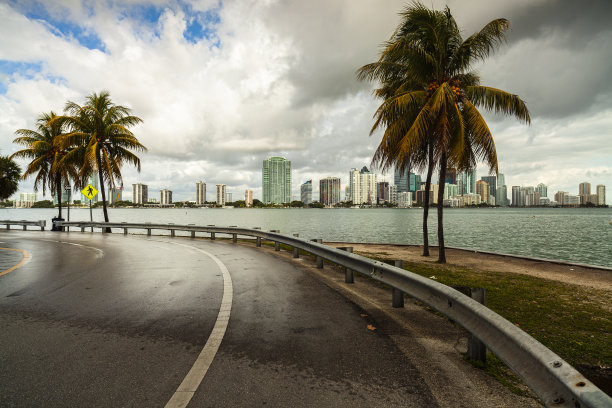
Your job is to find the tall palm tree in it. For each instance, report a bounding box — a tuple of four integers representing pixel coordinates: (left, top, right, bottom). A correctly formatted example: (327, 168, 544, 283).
(357, 2, 530, 263)
(11, 112, 78, 218)
(58, 91, 146, 228)
(0, 156, 22, 201)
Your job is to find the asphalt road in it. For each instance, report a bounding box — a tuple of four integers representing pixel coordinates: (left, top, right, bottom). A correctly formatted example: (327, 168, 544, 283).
(0, 230, 437, 407)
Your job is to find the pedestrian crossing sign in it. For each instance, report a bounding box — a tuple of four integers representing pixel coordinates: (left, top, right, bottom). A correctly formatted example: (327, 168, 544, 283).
(81, 184, 98, 200)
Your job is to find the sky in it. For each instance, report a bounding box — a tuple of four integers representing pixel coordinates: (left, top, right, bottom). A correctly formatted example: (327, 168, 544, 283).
(1, 0, 611, 202)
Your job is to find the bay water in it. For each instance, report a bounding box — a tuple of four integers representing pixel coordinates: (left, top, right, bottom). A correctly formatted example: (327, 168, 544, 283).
(1, 207, 611, 268)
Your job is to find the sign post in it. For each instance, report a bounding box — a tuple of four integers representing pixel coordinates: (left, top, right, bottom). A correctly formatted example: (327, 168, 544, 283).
(81, 184, 99, 232)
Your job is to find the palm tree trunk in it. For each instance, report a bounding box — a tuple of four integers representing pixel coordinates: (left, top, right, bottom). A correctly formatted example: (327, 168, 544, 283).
(56, 173, 62, 219)
(437, 153, 447, 263)
(422, 142, 434, 257)
(96, 150, 111, 233)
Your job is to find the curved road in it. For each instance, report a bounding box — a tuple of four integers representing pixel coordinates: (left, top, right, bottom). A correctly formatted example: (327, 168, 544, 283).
(0, 231, 437, 407)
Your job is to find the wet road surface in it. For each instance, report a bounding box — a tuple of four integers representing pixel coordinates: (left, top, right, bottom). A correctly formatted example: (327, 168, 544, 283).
(0, 231, 437, 407)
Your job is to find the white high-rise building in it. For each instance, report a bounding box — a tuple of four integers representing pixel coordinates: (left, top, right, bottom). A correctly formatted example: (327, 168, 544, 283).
(133, 183, 148, 204)
(349, 166, 377, 205)
(196, 181, 206, 205)
(160, 189, 172, 205)
(596, 185, 606, 206)
(536, 183, 548, 198)
(216, 184, 226, 206)
(397, 191, 412, 208)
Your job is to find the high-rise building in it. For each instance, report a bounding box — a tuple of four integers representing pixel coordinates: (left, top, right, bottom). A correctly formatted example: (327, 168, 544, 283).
(481, 176, 497, 198)
(350, 167, 377, 205)
(109, 187, 122, 205)
(416, 184, 438, 205)
(16, 193, 36, 208)
(496, 186, 508, 206)
(511, 186, 521, 207)
(476, 180, 490, 204)
(216, 184, 226, 206)
(536, 183, 548, 198)
(319, 177, 341, 206)
(394, 166, 409, 192)
(444, 184, 458, 200)
(596, 185, 606, 206)
(445, 168, 457, 185)
(262, 157, 291, 204)
(245, 189, 253, 207)
(160, 189, 172, 205)
(497, 173, 505, 189)
(300, 180, 313, 205)
(397, 192, 412, 208)
(133, 183, 148, 204)
(579, 182, 591, 196)
(377, 181, 390, 204)
(226, 193, 232, 203)
(196, 181, 206, 205)
(389, 185, 398, 204)
(554, 191, 568, 206)
(458, 169, 477, 195)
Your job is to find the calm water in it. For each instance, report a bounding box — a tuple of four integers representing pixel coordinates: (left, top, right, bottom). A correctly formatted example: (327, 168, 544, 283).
(2, 207, 611, 268)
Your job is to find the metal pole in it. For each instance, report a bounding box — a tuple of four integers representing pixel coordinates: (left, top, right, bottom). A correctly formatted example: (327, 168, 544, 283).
(89, 199, 93, 232)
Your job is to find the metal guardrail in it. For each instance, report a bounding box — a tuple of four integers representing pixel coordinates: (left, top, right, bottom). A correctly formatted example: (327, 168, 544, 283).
(36, 221, 612, 407)
(0, 219, 46, 231)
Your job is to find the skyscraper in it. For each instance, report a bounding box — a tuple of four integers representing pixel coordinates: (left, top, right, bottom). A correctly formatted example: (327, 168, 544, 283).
(350, 167, 377, 205)
(481, 176, 497, 198)
(579, 182, 591, 204)
(196, 181, 206, 205)
(133, 183, 148, 204)
(476, 180, 490, 204)
(458, 169, 477, 195)
(109, 187, 122, 205)
(245, 189, 253, 207)
(300, 180, 313, 205)
(394, 167, 409, 192)
(319, 177, 341, 206)
(160, 189, 172, 205)
(216, 184, 226, 206)
(535, 183, 548, 198)
(262, 157, 291, 204)
(596, 185, 606, 206)
(82, 173, 100, 203)
(377, 181, 390, 204)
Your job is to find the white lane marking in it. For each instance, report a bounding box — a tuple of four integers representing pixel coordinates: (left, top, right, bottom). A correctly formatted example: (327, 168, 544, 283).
(163, 240, 233, 408)
(40, 239, 105, 258)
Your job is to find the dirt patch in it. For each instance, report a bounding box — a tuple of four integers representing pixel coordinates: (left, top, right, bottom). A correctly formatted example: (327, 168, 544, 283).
(326, 243, 612, 291)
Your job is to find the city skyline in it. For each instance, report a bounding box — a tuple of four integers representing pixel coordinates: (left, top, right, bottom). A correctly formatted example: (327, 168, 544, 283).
(1, 1, 611, 201)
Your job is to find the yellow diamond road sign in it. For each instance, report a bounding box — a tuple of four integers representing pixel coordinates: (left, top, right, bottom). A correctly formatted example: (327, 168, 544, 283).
(81, 184, 98, 200)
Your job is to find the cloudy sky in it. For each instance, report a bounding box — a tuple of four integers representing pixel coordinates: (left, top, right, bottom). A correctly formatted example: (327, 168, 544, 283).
(1, 0, 611, 202)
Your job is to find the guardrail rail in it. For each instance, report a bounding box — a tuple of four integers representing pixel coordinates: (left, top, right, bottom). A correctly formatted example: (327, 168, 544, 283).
(0, 219, 46, 231)
(14, 220, 612, 407)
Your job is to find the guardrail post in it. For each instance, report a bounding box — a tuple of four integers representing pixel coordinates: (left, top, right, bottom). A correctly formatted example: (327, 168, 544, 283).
(292, 234, 300, 258)
(270, 230, 280, 251)
(81, 225, 85, 232)
(40, 221, 45, 231)
(337, 247, 354, 283)
(22, 224, 26, 231)
(147, 228, 151, 236)
(207, 225, 215, 240)
(253, 227, 262, 247)
(310, 239, 324, 268)
(5, 224, 9, 230)
(393, 260, 405, 308)
(453, 286, 487, 363)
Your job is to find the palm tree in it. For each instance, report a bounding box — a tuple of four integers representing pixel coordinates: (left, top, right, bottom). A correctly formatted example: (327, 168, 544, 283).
(11, 112, 78, 219)
(0, 156, 22, 201)
(58, 91, 146, 229)
(357, 2, 530, 263)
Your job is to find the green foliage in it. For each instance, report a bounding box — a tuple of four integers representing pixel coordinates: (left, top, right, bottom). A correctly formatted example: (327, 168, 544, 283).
(309, 201, 325, 208)
(32, 200, 54, 208)
(290, 200, 304, 207)
(0, 156, 21, 200)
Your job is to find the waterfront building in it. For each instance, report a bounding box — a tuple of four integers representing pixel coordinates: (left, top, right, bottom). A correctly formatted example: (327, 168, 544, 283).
(459, 193, 481, 206)
(443, 183, 458, 200)
(443, 197, 459, 207)
(481, 176, 496, 198)
(394, 166, 409, 192)
(109, 187, 122, 205)
(245, 189, 253, 207)
(350, 167, 377, 205)
(565, 195, 580, 207)
(196, 181, 206, 205)
(525, 190, 541, 207)
(345, 186, 350, 202)
(487, 195, 496, 206)
(539, 197, 551, 206)
(216, 184, 226, 206)
(133, 183, 148, 205)
(300, 180, 313, 205)
(536, 183, 548, 198)
(497, 173, 505, 189)
(445, 168, 457, 185)
(160, 189, 172, 205)
(554, 191, 568, 206)
(458, 169, 477, 195)
(319, 177, 341, 207)
(82, 174, 100, 203)
(397, 192, 412, 208)
(148, 198, 158, 204)
(597, 185, 606, 205)
(15, 193, 36, 208)
(226, 192, 232, 203)
(416, 184, 438, 205)
(496, 186, 508, 206)
(476, 180, 490, 204)
(579, 182, 591, 204)
(389, 185, 398, 204)
(262, 157, 291, 204)
(377, 181, 390, 204)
